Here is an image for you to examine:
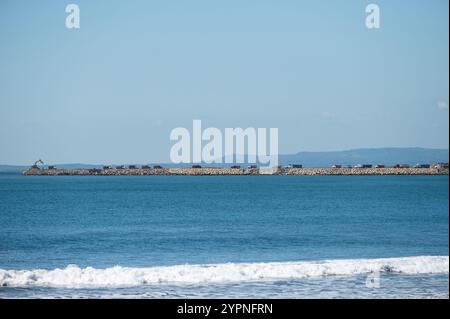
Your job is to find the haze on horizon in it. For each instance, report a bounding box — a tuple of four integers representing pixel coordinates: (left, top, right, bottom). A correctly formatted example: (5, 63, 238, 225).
(0, 0, 449, 165)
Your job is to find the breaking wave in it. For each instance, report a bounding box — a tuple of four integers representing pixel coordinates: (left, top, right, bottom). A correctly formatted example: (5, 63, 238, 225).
(0, 256, 448, 289)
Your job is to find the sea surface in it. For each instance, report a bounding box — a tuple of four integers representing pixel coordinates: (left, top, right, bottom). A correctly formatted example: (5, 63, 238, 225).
(0, 174, 448, 298)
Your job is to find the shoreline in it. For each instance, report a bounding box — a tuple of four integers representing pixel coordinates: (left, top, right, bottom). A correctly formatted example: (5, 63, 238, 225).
(22, 167, 449, 176)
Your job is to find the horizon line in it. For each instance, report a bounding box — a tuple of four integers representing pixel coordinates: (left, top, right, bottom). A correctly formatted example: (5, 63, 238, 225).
(1, 146, 449, 167)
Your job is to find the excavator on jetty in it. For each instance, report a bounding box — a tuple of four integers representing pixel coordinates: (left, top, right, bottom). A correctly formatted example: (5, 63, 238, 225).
(31, 159, 44, 169)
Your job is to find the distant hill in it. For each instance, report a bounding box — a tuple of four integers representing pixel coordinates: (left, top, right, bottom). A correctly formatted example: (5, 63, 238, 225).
(1, 148, 448, 172)
(0, 165, 28, 173)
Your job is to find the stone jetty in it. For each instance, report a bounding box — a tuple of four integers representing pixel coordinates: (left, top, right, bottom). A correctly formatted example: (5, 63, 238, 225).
(22, 166, 448, 176)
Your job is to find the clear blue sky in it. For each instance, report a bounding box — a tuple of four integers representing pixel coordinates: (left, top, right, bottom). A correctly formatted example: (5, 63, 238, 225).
(0, 0, 448, 165)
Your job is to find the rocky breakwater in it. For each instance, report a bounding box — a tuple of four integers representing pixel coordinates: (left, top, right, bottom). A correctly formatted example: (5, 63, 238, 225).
(281, 167, 448, 176)
(22, 166, 448, 176)
(22, 167, 260, 176)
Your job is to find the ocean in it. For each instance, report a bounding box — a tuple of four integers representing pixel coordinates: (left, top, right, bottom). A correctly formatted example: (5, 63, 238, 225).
(0, 174, 448, 298)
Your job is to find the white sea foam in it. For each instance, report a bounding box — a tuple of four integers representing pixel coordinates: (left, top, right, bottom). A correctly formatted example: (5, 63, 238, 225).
(0, 256, 448, 289)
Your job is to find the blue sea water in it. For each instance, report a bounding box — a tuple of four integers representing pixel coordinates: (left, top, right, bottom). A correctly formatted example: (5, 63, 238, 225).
(0, 174, 448, 298)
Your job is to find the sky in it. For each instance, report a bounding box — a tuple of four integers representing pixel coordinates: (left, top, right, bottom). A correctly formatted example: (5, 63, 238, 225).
(0, 0, 448, 165)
